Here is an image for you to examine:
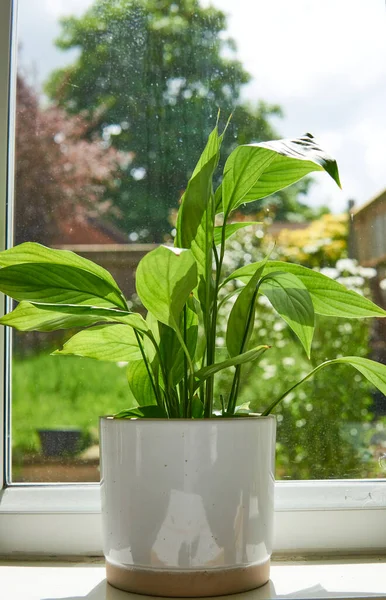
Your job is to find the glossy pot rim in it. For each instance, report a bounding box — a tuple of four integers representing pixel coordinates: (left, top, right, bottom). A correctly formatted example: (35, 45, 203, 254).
(99, 414, 276, 423)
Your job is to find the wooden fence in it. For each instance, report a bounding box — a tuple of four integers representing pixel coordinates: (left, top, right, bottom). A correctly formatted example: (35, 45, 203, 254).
(56, 243, 158, 300)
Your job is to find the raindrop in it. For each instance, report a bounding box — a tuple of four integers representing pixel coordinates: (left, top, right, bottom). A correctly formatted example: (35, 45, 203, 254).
(378, 453, 386, 471)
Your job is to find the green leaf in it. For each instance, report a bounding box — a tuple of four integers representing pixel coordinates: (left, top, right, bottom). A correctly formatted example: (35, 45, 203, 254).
(260, 272, 314, 358)
(221, 134, 341, 215)
(194, 345, 269, 388)
(114, 405, 167, 419)
(191, 395, 204, 418)
(334, 356, 386, 393)
(262, 356, 386, 416)
(136, 245, 197, 331)
(176, 156, 218, 251)
(191, 122, 223, 179)
(235, 401, 252, 414)
(0, 301, 148, 333)
(228, 260, 386, 319)
(143, 311, 160, 365)
(0, 242, 126, 308)
(214, 183, 222, 212)
(127, 359, 157, 406)
(191, 296, 206, 365)
(175, 125, 221, 250)
(226, 259, 268, 357)
(53, 324, 142, 362)
(158, 299, 198, 386)
(175, 126, 224, 320)
(0, 263, 127, 309)
(213, 222, 261, 246)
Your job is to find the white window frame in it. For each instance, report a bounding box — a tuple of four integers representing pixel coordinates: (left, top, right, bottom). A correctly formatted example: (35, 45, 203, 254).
(0, 0, 385, 557)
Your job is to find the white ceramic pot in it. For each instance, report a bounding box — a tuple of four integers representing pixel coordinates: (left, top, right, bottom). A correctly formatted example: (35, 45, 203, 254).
(100, 415, 276, 597)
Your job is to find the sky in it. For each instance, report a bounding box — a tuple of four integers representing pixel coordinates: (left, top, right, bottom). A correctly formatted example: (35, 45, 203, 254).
(17, 0, 386, 213)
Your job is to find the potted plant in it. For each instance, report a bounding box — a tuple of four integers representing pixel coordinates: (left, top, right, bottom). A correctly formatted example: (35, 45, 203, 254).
(1, 125, 386, 596)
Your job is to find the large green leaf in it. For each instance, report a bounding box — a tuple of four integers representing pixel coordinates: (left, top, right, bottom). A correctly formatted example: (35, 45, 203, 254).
(262, 356, 386, 416)
(0, 242, 126, 308)
(226, 259, 268, 357)
(222, 146, 275, 214)
(227, 260, 386, 319)
(213, 222, 261, 246)
(0, 301, 148, 333)
(260, 272, 315, 358)
(0, 263, 127, 309)
(136, 245, 197, 331)
(175, 125, 221, 250)
(221, 134, 341, 215)
(192, 121, 224, 178)
(176, 126, 225, 323)
(176, 156, 217, 252)
(127, 359, 157, 406)
(194, 345, 269, 389)
(53, 324, 142, 361)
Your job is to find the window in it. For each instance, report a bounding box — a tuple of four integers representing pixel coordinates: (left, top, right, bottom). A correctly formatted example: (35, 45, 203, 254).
(1, 0, 386, 555)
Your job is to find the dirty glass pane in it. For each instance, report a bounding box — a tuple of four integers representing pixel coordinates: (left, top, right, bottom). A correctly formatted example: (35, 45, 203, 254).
(11, 0, 386, 482)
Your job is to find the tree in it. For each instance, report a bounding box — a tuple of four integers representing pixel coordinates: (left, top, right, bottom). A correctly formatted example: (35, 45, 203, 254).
(45, 0, 285, 241)
(15, 73, 124, 245)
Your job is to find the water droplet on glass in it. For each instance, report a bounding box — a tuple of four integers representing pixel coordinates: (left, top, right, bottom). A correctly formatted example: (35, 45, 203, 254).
(378, 453, 386, 471)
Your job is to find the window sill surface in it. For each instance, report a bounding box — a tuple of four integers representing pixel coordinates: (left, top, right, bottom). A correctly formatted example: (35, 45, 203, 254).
(1, 557, 386, 600)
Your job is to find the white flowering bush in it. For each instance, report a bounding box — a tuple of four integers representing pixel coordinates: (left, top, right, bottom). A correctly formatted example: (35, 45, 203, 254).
(217, 227, 384, 479)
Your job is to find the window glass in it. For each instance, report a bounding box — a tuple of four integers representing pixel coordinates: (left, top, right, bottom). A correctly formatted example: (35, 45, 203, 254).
(12, 0, 386, 482)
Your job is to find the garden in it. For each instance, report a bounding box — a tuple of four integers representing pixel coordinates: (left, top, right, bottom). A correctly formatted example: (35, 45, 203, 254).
(11, 214, 386, 481)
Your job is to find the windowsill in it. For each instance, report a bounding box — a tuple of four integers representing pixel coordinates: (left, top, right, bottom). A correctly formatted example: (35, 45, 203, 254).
(1, 557, 386, 599)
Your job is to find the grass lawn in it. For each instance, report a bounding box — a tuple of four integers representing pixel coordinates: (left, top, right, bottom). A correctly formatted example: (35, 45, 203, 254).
(11, 351, 385, 479)
(12, 353, 135, 455)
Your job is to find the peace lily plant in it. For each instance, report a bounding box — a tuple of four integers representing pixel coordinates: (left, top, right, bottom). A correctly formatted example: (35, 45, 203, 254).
(1, 126, 386, 419)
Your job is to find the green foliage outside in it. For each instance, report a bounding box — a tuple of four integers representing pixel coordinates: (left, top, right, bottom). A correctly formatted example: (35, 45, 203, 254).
(7, 131, 383, 432)
(7, 201, 386, 479)
(45, 0, 325, 241)
(7, 1, 385, 481)
(12, 293, 386, 479)
(216, 223, 386, 479)
(12, 353, 135, 458)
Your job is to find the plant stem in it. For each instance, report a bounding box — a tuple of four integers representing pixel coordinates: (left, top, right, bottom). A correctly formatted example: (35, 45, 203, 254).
(183, 305, 188, 417)
(134, 330, 167, 416)
(174, 322, 195, 406)
(149, 335, 176, 418)
(219, 394, 225, 416)
(146, 331, 181, 417)
(204, 210, 229, 417)
(226, 288, 258, 415)
(261, 359, 336, 416)
(203, 194, 216, 417)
